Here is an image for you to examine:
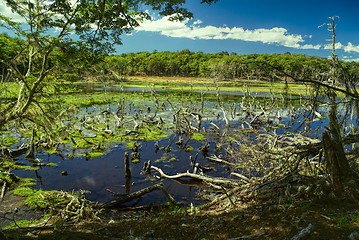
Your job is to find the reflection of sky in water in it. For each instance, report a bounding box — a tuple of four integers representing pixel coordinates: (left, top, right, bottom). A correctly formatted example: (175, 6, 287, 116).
(10, 84, 358, 206)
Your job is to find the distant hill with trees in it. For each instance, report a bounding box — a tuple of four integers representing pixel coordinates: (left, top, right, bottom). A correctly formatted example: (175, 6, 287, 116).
(1, 33, 358, 82)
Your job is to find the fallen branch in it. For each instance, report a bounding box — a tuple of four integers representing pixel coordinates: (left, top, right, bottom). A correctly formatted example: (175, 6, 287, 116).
(201, 186, 242, 209)
(151, 165, 240, 187)
(210, 122, 220, 131)
(231, 172, 252, 183)
(1, 180, 7, 200)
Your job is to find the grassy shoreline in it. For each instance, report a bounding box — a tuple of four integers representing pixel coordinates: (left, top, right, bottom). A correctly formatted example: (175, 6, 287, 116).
(2, 76, 313, 97)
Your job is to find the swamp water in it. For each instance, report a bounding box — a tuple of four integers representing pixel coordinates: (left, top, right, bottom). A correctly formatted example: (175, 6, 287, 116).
(4, 83, 329, 206)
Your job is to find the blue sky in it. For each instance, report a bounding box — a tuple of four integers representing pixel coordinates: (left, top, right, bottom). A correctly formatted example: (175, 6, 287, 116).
(1, 0, 358, 61)
(117, 0, 359, 61)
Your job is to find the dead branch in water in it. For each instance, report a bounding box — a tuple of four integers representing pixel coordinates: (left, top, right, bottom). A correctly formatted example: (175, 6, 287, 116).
(151, 165, 241, 187)
(103, 183, 177, 208)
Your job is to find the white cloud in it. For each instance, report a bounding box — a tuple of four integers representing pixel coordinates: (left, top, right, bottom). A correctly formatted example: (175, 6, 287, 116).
(323, 42, 359, 54)
(323, 42, 343, 50)
(344, 42, 359, 54)
(0, 0, 25, 23)
(137, 15, 322, 50)
(342, 57, 359, 62)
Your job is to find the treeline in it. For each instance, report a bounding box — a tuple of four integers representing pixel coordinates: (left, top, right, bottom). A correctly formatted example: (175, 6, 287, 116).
(1, 33, 359, 82)
(103, 50, 359, 81)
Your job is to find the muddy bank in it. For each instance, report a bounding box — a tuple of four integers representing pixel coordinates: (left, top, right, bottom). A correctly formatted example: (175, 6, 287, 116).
(2, 199, 358, 240)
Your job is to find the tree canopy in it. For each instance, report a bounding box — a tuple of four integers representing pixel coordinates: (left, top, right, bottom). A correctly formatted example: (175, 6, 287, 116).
(0, 0, 219, 129)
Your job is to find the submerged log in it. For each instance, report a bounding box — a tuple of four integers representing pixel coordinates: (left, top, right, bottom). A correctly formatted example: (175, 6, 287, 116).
(124, 152, 131, 194)
(103, 183, 176, 208)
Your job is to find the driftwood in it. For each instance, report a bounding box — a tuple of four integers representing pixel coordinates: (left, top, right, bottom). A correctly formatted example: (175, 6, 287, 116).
(103, 183, 176, 208)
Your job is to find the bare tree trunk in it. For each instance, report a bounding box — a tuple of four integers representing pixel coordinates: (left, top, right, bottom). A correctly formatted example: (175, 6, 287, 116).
(323, 98, 352, 189)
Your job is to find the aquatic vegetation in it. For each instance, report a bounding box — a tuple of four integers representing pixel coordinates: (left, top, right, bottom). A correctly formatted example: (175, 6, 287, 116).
(46, 148, 58, 154)
(190, 133, 207, 141)
(76, 152, 105, 160)
(0, 77, 330, 210)
(46, 163, 58, 167)
(126, 141, 136, 149)
(131, 158, 140, 164)
(0, 136, 18, 147)
(185, 146, 194, 152)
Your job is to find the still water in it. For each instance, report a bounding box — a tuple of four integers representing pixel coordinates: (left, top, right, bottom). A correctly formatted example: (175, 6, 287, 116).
(10, 83, 329, 206)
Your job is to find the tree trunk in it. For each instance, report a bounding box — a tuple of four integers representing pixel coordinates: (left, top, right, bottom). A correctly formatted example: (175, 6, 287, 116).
(323, 99, 352, 189)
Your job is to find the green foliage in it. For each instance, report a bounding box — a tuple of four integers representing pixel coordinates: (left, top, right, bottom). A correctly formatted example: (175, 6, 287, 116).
(332, 214, 359, 230)
(0, 0, 219, 131)
(101, 50, 359, 82)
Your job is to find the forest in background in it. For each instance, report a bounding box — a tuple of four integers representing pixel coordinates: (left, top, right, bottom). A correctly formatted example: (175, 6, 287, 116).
(2, 32, 359, 83)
